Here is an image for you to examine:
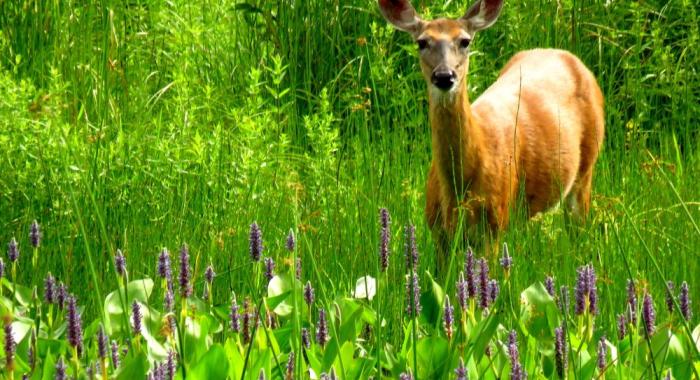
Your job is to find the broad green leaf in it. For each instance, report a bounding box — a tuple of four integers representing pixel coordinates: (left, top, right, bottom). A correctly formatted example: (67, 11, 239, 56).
(225, 338, 244, 380)
(322, 337, 340, 371)
(651, 327, 690, 379)
(519, 282, 559, 340)
(419, 271, 444, 326)
(10, 316, 33, 344)
(409, 336, 449, 378)
(267, 274, 300, 316)
(468, 314, 501, 363)
(115, 351, 149, 379)
(272, 324, 293, 352)
(183, 315, 213, 364)
(190, 343, 230, 379)
(249, 349, 272, 380)
(352, 276, 376, 301)
(39, 349, 56, 380)
(104, 279, 154, 334)
(1, 279, 33, 307)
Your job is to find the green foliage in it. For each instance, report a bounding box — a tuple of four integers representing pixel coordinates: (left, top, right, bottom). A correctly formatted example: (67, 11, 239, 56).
(2, 249, 697, 378)
(0, 0, 699, 378)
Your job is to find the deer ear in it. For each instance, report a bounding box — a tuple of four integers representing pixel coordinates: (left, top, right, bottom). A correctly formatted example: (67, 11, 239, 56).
(378, 0, 424, 35)
(461, 0, 503, 33)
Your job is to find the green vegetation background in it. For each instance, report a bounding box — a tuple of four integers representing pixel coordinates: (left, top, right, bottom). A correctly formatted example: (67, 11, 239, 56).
(0, 0, 698, 341)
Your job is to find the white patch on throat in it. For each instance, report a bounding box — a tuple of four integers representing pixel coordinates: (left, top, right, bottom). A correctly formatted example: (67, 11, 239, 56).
(430, 85, 459, 106)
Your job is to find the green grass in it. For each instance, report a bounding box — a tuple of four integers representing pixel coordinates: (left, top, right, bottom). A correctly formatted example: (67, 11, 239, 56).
(1, 0, 699, 360)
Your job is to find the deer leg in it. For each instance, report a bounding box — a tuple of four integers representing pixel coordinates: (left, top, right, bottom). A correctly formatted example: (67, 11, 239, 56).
(425, 165, 450, 273)
(567, 168, 593, 223)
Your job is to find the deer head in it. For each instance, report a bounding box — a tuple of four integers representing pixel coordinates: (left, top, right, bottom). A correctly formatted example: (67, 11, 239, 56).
(378, 0, 503, 96)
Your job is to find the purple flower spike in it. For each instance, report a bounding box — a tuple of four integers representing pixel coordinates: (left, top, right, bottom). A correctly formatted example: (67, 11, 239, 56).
(29, 220, 41, 248)
(597, 337, 607, 371)
(111, 340, 120, 368)
(205, 265, 215, 284)
(7, 238, 19, 263)
(455, 357, 468, 380)
(179, 244, 192, 298)
(264, 257, 275, 281)
(0, 258, 4, 279)
(380, 208, 391, 230)
(286, 229, 296, 252)
(627, 279, 638, 325)
(665, 281, 675, 314)
(44, 273, 56, 304)
(508, 330, 519, 362)
(574, 266, 588, 315)
(301, 328, 310, 348)
(241, 299, 252, 344)
(588, 266, 598, 315)
(404, 224, 419, 271)
(399, 370, 414, 380)
(166, 350, 176, 380)
(405, 271, 422, 317)
(456, 271, 468, 311)
(642, 292, 656, 336)
(158, 248, 171, 281)
(680, 281, 692, 321)
(379, 209, 391, 272)
(508, 330, 525, 380)
(4, 319, 15, 371)
(97, 325, 108, 360)
(304, 281, 315, 306)
(316, 308, 329, 348)
(132, 301, 143, 336)
(545, 276, 555, 297)
(555, 326, 567, 378)
(443, 296, 454, 339)
(489, 279, 500, 304)
(230, 295, 240, 332)
(56, 282, 68, 310)
(478, 258, 490, 309)
(249, 222, 263, 262)
(465, 248, 477, 299)
(164, 287, 174, 312)
(55, 357, 67, 380)
(114, 249, 126, 277)
(67, 296, 84, 356)
(499, 242, 512, 272)
(617, 313, 627, 340)
(285, 351, 295, 380)
(574, 264, 597, 315)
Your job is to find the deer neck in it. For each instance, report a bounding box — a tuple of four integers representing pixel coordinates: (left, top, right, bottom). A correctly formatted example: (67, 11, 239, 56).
(429, 83, 482, 195)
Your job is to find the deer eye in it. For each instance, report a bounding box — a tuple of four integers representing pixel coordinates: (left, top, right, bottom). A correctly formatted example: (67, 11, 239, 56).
(459, 38, 471, 49)
(417, 39, 428, 50)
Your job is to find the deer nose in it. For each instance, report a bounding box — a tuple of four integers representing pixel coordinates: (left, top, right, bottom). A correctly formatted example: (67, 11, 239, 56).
(431, 70, 457, 90)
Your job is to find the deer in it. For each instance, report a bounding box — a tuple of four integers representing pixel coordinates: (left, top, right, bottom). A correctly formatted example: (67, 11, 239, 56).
(378, 0, 605, 268)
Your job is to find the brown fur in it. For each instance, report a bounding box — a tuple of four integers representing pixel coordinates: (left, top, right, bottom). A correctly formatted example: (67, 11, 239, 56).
(379, 1, 605, 262)
(426, 47, 604, 240)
